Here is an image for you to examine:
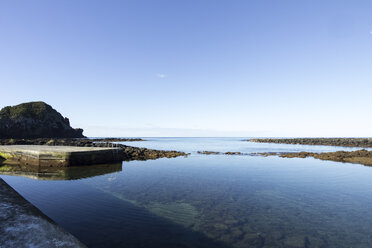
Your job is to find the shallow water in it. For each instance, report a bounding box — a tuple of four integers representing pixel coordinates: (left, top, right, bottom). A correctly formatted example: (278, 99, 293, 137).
(2, 138, 372, 248)
(120, 137, 370, 153)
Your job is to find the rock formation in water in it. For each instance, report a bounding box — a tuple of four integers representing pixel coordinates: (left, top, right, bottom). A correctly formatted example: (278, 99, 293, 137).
(258, 149, 372, 166)
(197, 151, 244, 155)
(0, 101, 85, 139)
(248, 138, 372, 148)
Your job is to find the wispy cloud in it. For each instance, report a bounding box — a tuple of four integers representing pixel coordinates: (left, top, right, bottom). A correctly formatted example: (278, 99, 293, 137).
(156, 73, 166, 78)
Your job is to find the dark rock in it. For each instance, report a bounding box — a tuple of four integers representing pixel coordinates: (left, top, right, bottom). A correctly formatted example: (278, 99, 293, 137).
(224, 152, 242, 155)
(90, 138, 145, 142)
(0, 102, 85, 139)
(242, 233, 265, 247)
(249, 138, 372, 148)
(197, 151, 221, 155)
(197, 151, 246, 155)
(0, 138, 188, 161)
(258, 149, 372, 167)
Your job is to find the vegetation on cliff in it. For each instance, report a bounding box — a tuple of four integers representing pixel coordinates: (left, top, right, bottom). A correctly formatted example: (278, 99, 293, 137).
(0, 102, 84, 139)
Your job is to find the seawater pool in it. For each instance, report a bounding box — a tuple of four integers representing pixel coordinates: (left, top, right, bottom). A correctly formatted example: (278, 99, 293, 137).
(2, 138, 372, 248)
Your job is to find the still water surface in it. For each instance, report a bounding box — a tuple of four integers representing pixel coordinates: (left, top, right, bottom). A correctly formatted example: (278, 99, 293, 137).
(2, 138, 372, 248)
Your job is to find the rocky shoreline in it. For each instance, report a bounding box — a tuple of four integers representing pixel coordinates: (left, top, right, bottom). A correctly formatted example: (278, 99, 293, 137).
(248, 138, 372, 148)
(197, 148, 372, 167)
(90, 138, 145, 142)
(0, 139, 187, 161)
(257, 150, 372, 166)
(197, 151, 245, 155)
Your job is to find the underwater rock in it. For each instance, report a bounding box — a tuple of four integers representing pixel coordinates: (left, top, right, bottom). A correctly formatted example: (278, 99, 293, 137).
(242, 233, 265, 247)
(214, 223, 229, 231)
(283, 235, 306, 248)
(230, 227, 244, 239)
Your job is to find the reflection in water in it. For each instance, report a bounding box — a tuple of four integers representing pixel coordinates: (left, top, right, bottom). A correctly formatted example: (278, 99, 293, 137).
(0, 163, 122, 180)
(91, 157, 372, 248)
(3, 138, 372, 248)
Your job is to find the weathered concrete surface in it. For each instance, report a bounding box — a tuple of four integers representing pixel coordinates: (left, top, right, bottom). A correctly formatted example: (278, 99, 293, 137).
(0, 145, 123, 167)
(0, 177, 86, 247)
(0, 139, 189, 161)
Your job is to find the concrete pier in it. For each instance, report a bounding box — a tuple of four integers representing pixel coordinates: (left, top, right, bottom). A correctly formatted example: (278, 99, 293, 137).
(0, 145, 123, 167)
(0, 177, 86, 247)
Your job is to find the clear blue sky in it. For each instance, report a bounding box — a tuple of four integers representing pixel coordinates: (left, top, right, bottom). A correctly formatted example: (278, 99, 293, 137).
(0, 0, 371, 137)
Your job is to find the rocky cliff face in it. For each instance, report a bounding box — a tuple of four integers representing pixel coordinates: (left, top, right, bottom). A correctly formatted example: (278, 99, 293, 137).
(0, 102, 85, 138)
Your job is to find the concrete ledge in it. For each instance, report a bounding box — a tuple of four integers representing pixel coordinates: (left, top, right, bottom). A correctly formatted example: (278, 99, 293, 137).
(0, 145, 123, 167)
(0, 177, 86, 247)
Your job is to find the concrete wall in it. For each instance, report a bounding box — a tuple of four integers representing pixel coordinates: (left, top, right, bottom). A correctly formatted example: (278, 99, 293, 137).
(0, 177, 87, 247)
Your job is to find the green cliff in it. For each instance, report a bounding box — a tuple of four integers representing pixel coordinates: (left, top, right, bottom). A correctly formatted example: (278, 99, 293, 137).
(0, 101, 85, 138)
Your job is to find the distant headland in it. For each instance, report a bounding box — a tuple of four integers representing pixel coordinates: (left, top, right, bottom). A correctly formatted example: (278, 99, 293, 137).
(248, 138, 372, 148)
(0, 101, 84, 139)
(0, 101, 187, 164)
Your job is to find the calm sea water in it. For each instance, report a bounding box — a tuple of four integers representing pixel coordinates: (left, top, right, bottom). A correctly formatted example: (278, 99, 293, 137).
(2, 138, 372, 248)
